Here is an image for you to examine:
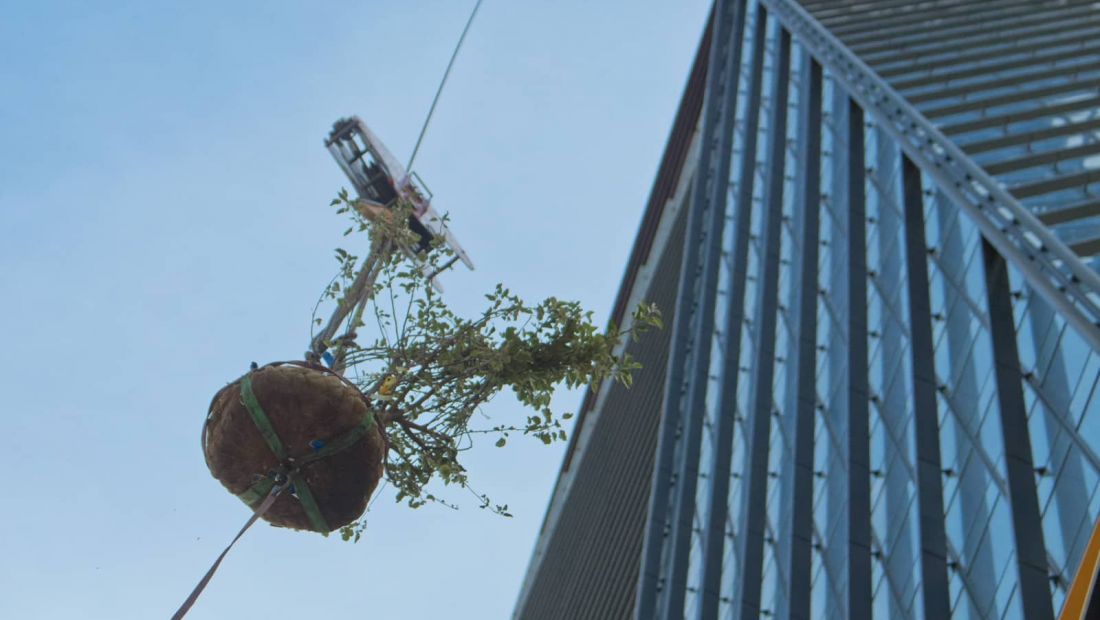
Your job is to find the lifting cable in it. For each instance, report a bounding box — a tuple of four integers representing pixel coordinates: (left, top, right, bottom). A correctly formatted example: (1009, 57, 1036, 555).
(172, 3, 487, 616)
(406, 0, 485, 171)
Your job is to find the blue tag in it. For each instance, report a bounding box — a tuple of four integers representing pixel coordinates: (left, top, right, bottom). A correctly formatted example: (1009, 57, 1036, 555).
(321, 351, 335, 367)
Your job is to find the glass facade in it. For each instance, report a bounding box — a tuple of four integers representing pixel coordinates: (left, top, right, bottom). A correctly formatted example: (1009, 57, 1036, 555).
(515, 1, 1100, 618)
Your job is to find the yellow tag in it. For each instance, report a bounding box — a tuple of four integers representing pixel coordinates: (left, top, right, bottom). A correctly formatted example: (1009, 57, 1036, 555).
(378, 375, 398, 396)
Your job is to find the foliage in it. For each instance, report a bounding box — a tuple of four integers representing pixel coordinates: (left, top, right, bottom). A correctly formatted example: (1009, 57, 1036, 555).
(313, 191, 661, 541)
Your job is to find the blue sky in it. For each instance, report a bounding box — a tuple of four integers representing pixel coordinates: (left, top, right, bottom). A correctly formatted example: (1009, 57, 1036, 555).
(0, 1, 708, 617)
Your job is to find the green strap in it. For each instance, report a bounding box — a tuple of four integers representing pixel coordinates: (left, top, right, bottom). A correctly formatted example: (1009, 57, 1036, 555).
(289, 472, 331, 533)
(235, 475, 328, 533)
(238, 477, 274, 507)
(236, 371, 372, 534)
(299, 413, 376, 466)
(240, 375, 288, 462)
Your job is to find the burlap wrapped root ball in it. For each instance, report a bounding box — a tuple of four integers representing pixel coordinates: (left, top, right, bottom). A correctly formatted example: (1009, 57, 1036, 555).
(203, 363, 386, 532)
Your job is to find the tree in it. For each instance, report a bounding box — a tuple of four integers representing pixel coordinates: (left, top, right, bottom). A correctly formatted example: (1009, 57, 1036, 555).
(312, 193, 661, 542)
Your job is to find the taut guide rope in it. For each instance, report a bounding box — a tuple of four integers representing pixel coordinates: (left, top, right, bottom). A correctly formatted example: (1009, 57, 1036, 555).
(172, 0, 485, 613)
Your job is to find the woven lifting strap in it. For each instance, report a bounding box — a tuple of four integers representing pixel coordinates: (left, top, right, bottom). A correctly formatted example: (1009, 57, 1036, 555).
(175, 366, 376, 619)
(171, 484, 284, 620)
(237, 372, 376, 533)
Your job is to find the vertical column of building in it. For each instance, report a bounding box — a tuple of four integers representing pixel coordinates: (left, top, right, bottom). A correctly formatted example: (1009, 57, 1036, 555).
(869, 126, 918, 619)
(1026, 290, 1092, 583)
(982, 240, 1055, 620)
(845, 99, 872, 620)
(819, 74, 851, 620)
(930, 190, 998, 616)
(785, 53, 822, 620)
(636, 0, 744, 616)
(683, 1, 770, 617)
(691, 0, 753, 615)
(900, 157, 951, 619)
(732, 21, 791, 620)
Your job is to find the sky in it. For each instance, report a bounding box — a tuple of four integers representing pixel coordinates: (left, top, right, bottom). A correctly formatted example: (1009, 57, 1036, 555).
(0, 1, 710, 617)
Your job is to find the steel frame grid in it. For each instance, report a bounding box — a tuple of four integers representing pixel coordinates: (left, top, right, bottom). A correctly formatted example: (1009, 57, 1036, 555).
(693, 0, 756, 614)
(876, 29, 1100, 81)
(830, 0, 1074, 45)
(761, 0, 1100, 355)
(860, 12, 1100, 66)
(785, 53, 823, 620)
(627, 1, 1100, 618)
(982, 239, 1057, 620)
(891, 41, 1100, 93)
(900, 157, 953, 619)
(634, 0, 747, 616)
(862, 13, 1100, 70)
(850, 3, 1100, 58)
(845, 98, 873, 620)
(731, 21, 792, 620)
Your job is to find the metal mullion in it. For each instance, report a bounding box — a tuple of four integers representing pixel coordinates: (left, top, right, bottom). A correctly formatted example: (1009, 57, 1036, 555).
(869, 136, 924, 620)
(878, 485, 920, 593)
(875, 29, 1100, 81)
(901, 156, 952, 620)
(925, 198, 994, 333)
(865, 15, 1100, 70)
(634, 2, 739, 615)
(984, 520, 1024, 610)
(1038, 199, 1100, 227)
(845, 101, 873, 620)
(825, 0, 1030, 37)
(818, 289, 849, 348)
(733, 24, 790, 620)
(1068, 237, 1100, 257)
(647, 0, 749, 617)
(927, 260, 992, 353)
(941, 95, 1100, 137)
(894, 42, 1100, 92)
(943, 527, 998, 618)
(888, 240, 994, 349)
(787, 53, 822, 620)
(869, 400, 916, 487)
(691, 0, 757, 611)
(809, 522, 850, 613)
(763, 517, 790, 607)
(815, 393, 849, 482)
(985, 143, 1100, 177)
(838, 0, 1061, 49)
(981, 240, 1055, 620)
(801, 0, 912, 17)
(908, 57, 1100, 107)
(1010, 169, 1100, 200)
(852, 3, 1099, 57)
(807, 0, 962, 25)
(869, 526, 918, 618)
(921, 74, 1100, 120)
(940, 370, 1013, 502)
(963, 117, 1100, 155)
(761, 0, 1100, 358)
(868, 241, 910, 331)
(1022, 375, 1100, 475)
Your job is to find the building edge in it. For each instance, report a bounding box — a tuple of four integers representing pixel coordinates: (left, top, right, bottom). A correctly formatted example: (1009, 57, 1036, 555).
(511, 8, 714, 617)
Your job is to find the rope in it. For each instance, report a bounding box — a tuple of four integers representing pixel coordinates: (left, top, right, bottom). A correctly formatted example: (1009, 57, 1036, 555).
(171, 482, 285, 620)
(180, 4, 483, 592)
(238, 373, 333, 533)
(406, 0, 485, 171)
(183, 362, 388, 616)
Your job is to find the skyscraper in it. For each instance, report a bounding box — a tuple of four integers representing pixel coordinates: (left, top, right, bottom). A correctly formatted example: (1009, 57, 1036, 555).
(514, 1, 1100, 618)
